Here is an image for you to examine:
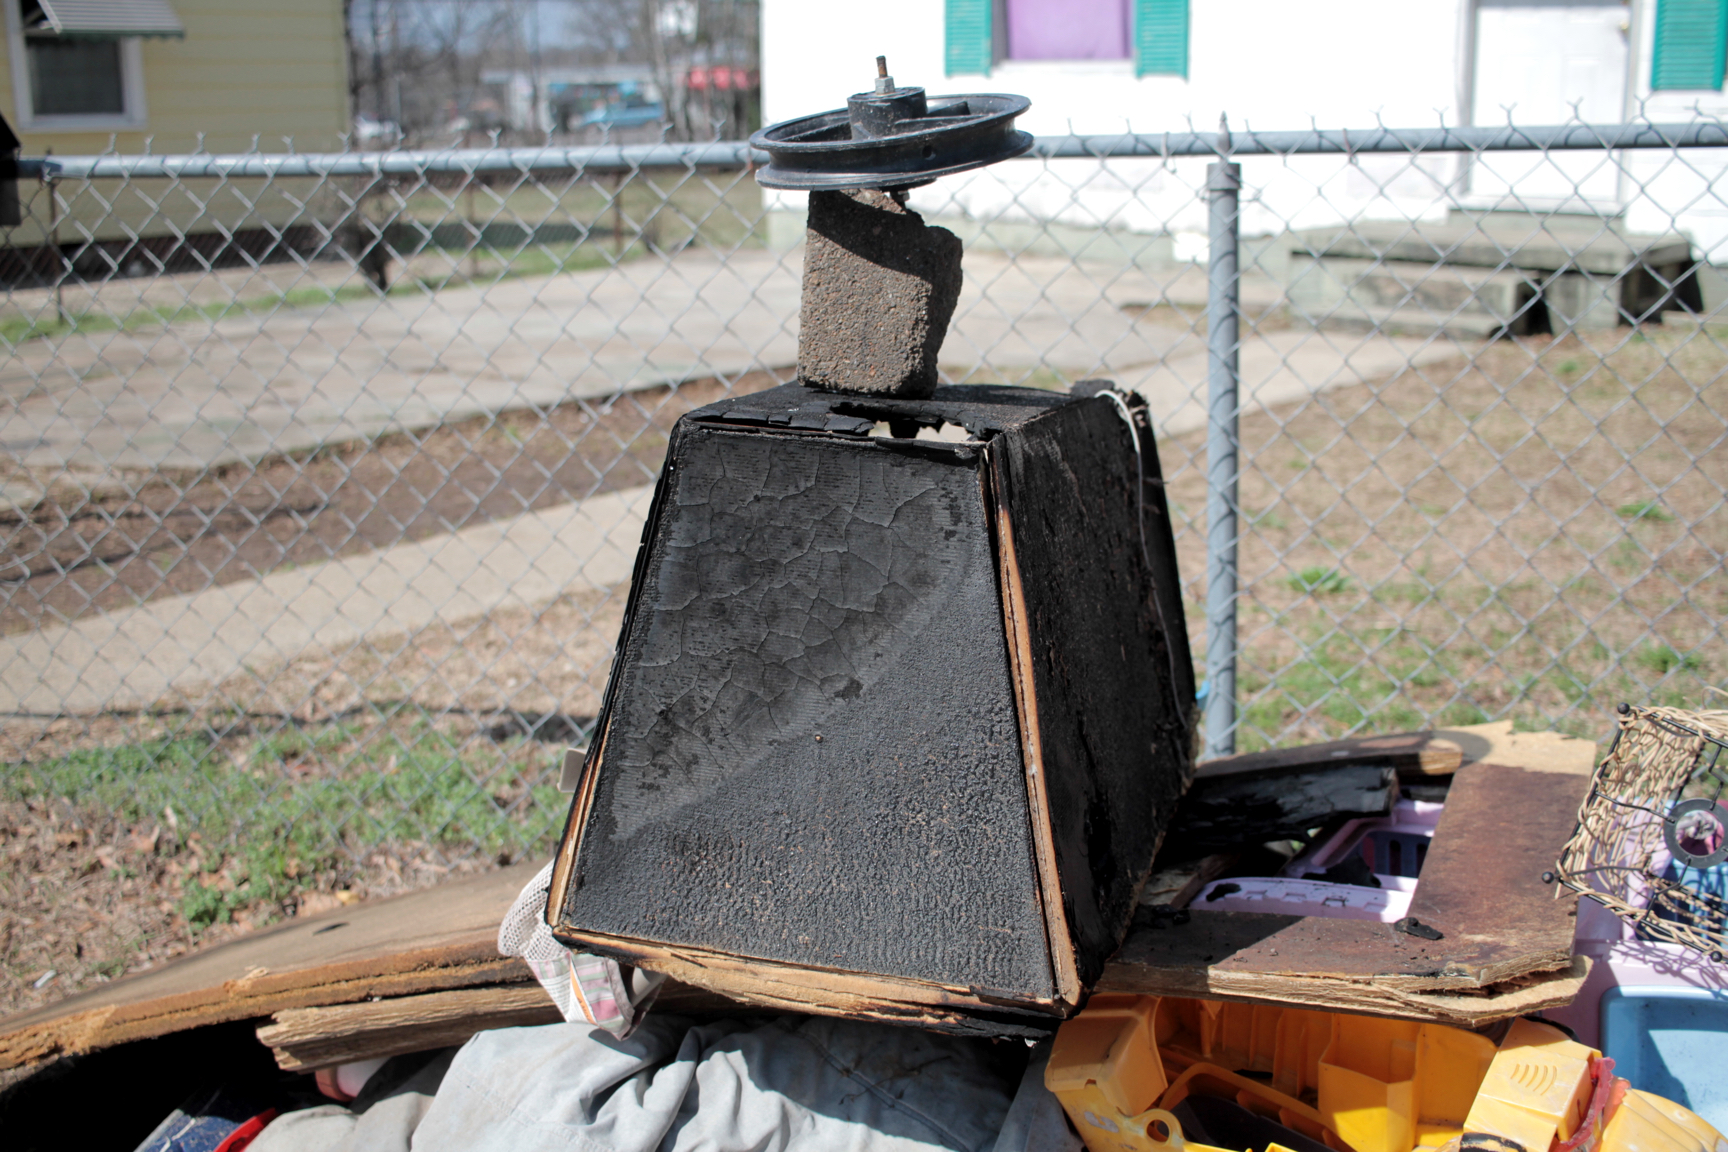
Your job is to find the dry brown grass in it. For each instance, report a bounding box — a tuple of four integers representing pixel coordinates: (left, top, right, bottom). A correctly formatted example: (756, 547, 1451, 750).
(1156, 321, 1727, 747)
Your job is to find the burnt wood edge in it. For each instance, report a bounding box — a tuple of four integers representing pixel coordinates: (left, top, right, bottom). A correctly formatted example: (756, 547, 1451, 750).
(547, 716, 608, 932)
(983, 447, 1082, 1010)
(989, 396, 1191, 987)
(549, 927, 1064, 1035)
(1194, 732, 1464, 784)
(1112, 395, 1195, 900)
(545, 425, 686, 927)
(1119, 394, 1197, 735)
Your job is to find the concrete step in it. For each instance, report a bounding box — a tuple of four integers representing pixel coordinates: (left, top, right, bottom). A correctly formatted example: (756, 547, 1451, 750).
(1287, 257, 1546, 336)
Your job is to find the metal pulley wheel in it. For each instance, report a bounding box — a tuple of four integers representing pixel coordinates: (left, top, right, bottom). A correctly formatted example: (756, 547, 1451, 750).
(750, 57, 1032, 191)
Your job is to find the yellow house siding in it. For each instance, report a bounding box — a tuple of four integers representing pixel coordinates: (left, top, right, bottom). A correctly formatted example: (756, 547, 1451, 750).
(1, 0, 350, 249)
(1, 0, 349, 153)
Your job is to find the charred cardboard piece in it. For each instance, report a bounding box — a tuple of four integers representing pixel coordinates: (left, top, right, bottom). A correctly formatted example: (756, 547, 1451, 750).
(547, 383, 1196, 1033)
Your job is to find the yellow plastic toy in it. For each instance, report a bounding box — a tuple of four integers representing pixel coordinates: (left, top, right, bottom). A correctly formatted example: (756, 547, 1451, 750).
(1315, 1014, 1497, 1152)
(1599, 1088, 1726, 1152)
(1461, 1019, 1598, 1152)
(1161, 1062, 1347, 1150)
(1046, 993, 1170, 1146)
(1046, 993, 1721, 1152)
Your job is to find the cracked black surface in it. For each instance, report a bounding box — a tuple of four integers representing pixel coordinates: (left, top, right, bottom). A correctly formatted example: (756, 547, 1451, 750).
(560, 423, 1055, 997)
(991, 397, 1196, 985)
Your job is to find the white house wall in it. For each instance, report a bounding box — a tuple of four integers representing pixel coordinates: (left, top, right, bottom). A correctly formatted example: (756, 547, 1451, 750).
(762, 0, 1727, 264)
(760, 0, 1468, 244)
(1625, 2, 1728, 259)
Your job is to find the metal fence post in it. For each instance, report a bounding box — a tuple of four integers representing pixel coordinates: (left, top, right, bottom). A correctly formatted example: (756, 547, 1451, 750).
(1204, 155, 1242, 760)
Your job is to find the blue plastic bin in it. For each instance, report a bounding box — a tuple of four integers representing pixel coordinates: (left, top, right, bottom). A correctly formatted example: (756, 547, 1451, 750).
(1600, 985, 1728, 1133)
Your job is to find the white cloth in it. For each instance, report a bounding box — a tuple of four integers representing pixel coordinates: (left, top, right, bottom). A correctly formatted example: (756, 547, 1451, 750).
(410, 1015, 1023, 1152)
(498, 861, 663, 1036)
(247, 1017, 1079, 1152)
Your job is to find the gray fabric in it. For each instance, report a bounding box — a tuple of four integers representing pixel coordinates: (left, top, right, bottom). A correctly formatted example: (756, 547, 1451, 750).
(410, 1015, 1018, 1152)
(249, 1050, 455, 1152)
(993, 1044, 1083, 1152)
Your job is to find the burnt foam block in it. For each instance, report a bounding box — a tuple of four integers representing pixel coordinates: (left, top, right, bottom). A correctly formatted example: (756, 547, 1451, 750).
(549, 383, 1194, 1033)
(797, 189, 962, 399)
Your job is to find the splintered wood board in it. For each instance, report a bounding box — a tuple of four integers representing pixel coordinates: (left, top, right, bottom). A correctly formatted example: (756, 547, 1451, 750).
(1193, 720, 1598, 783)
(259, 984, 563, 1071)
(0, 861, 543, 1070)
(1101, 756, 1593, 1024)
(257, 978, 751, 1071)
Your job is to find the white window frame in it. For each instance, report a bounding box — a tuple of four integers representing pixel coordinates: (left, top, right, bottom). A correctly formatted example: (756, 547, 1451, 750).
(5, 1, 148, 132)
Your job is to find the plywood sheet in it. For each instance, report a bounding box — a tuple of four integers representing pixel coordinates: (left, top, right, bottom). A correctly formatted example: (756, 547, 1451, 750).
(0, 861, 541, 1070)
(1102, 760, 1590, 1017)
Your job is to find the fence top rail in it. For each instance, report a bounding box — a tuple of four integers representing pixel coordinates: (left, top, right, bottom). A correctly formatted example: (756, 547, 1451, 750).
(14, 119, 1728, 180)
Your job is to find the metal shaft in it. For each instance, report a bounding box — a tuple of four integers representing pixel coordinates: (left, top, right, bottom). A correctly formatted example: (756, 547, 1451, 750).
(1204, 160, 1241, 760)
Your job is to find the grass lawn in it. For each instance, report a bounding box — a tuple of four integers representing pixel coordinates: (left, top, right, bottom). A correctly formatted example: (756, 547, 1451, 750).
(1157, 323, 1727, 749)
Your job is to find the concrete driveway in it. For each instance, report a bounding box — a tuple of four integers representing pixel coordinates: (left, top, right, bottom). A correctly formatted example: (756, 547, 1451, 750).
(0, 247, 1466, 475)
(0, 246, 1472, 712)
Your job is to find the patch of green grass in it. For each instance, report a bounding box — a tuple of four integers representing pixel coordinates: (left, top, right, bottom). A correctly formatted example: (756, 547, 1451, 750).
(1375, 581, 1432, 607)
(5, 721, 566, 933)
(1286, 566, 1353, 595)
(1434, 701, 1491, 727)
(1637, 644, 1702, 677)
(1237, 627, 1451, 750)
(1608, 539, 1646, 574)
(0, 235, 672, 349)
(179, 878, 231, 931)
(1615, 500, 1674, 523)
(1, 283, 389, 348)
(1247, 506, 1289, 531)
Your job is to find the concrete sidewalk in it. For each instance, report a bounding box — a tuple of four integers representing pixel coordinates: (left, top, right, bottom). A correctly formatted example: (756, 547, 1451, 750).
(0, 247, 1467, 474)
(2, 246, 1472, 709)
(2, 329, 1465, 715)
(0, 484, 654, 713)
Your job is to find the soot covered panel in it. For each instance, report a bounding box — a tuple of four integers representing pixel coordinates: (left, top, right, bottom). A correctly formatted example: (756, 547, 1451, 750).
(558, 423, 1055, 999)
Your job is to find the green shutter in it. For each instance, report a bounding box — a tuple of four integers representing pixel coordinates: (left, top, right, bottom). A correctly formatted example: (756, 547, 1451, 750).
(945, 0, 992, 77)
(1652, 0, 1727, 91)
(1135, 0, 1189, 78)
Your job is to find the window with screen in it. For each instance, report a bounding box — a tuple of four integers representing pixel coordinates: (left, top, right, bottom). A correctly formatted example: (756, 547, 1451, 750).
(946, 0, 1188, 78)
(26, 35, 126, 115)
(1003, 0, 1130, 60)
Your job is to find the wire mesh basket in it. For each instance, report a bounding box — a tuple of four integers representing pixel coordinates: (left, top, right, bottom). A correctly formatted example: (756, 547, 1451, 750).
(1556, 704, 1728, 961)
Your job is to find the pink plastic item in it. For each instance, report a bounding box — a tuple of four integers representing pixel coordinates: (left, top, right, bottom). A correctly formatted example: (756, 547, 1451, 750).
(1541, 896, 1728, 1048)
(1193, 873, 1416, 922)
(1284, 799, 1443, 882)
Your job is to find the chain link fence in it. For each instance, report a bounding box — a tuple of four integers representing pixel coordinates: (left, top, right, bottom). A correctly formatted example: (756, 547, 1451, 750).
(1, 119, 1724, 1013)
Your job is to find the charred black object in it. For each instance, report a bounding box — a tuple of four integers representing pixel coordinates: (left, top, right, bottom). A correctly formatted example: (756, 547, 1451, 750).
(549, 384, 1195, 1033)
(749, 57, 1032, 193)
(753, 59, 1032, 400)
